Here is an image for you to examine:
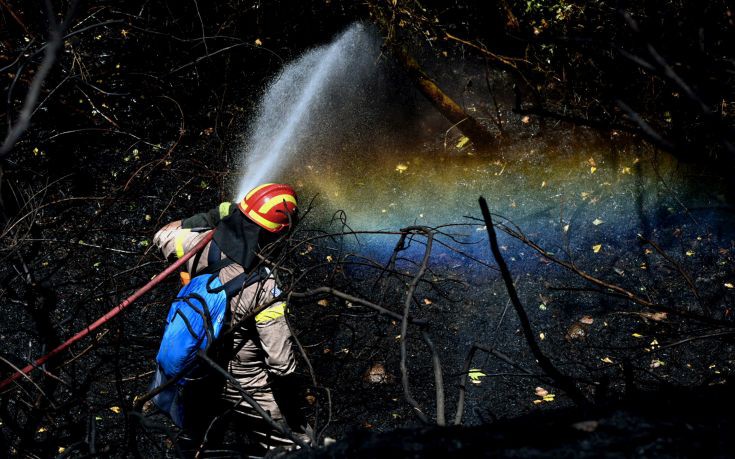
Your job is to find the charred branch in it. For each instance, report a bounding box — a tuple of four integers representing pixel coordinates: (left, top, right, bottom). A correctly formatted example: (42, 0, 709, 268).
(479, 197, 591, 408)
(390, 46, 497, 149)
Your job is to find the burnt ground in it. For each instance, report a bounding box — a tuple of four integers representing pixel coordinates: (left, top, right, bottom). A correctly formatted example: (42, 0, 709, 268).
(291, 384, 735, 458)
(1, 1, 735, 458)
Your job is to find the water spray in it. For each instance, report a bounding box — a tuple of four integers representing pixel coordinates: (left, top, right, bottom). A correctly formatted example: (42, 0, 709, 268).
(235, 23, 377, 199)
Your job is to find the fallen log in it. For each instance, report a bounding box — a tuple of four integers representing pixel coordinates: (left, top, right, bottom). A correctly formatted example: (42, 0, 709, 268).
(390, 45, 497, 149)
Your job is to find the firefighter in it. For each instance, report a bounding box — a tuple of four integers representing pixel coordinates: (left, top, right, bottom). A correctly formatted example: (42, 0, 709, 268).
(152, 183, 305, 453)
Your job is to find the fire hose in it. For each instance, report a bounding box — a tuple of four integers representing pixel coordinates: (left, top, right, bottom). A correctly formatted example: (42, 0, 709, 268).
(0, 230, 215, 392)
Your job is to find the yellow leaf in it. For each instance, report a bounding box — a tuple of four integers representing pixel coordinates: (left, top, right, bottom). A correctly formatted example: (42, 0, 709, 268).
(110, 406, 121, 414)
(254, 38, 263, 46)
(38, 427, 47, 433)
(533, 399, 543, 405)
(539, 332, 545, 340)
(326, 255, 333, 263)
(58, 447, 66, 453)
(468, 368, 486, 384)
(590, 166, 597, 174)
(592, 244, 602, 253)
(632, 333, 644, 338)
(601, 357, 614, 364)
(685, 250, 695, 256)
(542, 394, 556, 402)
(724, 282, 734, 289)
(395, 163, 408, 173)
(621, 166, 631, 174)
(592, 218, 604, 226)
(456, 136, 470, 149)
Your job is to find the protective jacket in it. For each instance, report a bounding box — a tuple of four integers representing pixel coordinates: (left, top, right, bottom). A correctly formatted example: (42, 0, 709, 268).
(153, 202, 295, 446)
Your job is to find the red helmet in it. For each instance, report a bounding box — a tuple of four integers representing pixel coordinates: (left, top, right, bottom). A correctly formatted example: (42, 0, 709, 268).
(238, 183, 298, 232)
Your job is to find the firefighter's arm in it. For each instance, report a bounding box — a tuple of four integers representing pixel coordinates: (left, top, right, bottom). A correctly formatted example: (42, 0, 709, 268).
(181, 202, 236, 229)
(255, 302, 297, 377)
(153, 220, 185, 260)
(153, 220, 209, 275)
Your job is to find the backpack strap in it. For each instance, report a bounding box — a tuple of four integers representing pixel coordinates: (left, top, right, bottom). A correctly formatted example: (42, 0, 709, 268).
(194, 239, 234, 275)
(189, 248, 204, 276)
(188, 238, 269, 299)
(187, 293, 214, 334)
(228, 267, 269, 297)
(204, 267, 268, 298)
(186, 229, 215, 278)
(207, 239, 222, 266)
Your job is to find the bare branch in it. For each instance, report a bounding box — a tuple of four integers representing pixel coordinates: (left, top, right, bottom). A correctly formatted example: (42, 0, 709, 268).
(398, 226, 434, 424)
(289, 286, 428, 325)
(421, 331, 445, 426)
(479, 197, 591, 407)
(494, 216, 734, 328)
(0, 3, 71, 158)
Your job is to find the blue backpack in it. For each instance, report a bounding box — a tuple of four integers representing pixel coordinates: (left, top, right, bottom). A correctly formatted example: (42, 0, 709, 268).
(149, 241, 264, 427)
